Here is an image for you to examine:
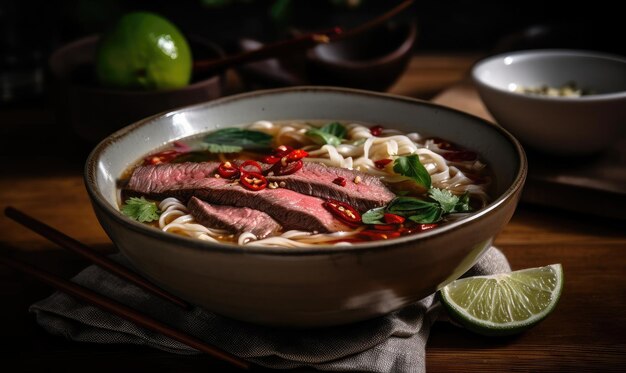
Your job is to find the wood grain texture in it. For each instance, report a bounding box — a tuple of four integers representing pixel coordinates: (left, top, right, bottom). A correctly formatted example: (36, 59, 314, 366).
(1, 54, 625, 372)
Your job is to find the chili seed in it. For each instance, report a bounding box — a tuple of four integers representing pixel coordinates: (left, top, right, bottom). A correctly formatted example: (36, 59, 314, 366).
(333, 177, 347, 187)
(354, 176, 362, 184)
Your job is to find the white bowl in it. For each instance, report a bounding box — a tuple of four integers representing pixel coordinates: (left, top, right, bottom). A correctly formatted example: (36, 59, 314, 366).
(85, 87, 526, 327)
(472, 49, 626, 155)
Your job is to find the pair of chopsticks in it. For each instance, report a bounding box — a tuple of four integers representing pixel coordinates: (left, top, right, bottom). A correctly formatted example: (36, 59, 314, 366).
(193, 0, 414, 73)
(1, 207, 250, 370)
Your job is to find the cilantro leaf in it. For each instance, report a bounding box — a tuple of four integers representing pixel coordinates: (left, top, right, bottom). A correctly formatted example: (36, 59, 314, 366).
(454, 192, 471, 213)
(393, 155, 432, 190)
(306, 121, 347, 146)
(203, 128, 272, 150)
(428, 188, 459, 213)
(121, 197, 160, 223)
(362, 207, 386, 224)
(429, 188, 472, 213)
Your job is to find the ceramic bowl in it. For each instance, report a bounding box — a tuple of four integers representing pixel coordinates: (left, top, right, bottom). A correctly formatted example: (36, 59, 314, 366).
(305, 21, 417, 91)
(472, 49, 626, 155)
(85, 86, 526, 327)
(49, 35, 224, 144)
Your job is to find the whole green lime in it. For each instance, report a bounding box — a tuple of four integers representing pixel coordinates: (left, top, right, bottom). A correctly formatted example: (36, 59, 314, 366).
(95, 12, 192, 90)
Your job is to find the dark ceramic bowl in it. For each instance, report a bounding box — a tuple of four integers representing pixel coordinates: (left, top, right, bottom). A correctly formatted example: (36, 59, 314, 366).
(86, 86, 526, 327)
(49, 35, 224, 143)
(305, 21, 417, 91)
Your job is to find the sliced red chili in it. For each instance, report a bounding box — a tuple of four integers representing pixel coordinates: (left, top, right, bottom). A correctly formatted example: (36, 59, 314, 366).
(383, 213, 405, 224)
(332, 177, 347, 187)
(322, 199, 362, 227)
(370, 125, 383, 137)
(283, 149, 308, 163)
(374, 158, 393, 169)
(261, 155, 281, 164)
(273, 145, 294, 157)
(217, 161, 240, 179)
(143, 150, 182, 165)
(240, 160, 263, 174)
(240, 172, 267, 191)
(442, 151, 478, 162)
(266, 160, 303, 176)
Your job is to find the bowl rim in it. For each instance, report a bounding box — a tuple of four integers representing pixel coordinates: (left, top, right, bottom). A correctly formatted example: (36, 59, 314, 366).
(471, 49, 626, 102)
(85, 86, 527, 256)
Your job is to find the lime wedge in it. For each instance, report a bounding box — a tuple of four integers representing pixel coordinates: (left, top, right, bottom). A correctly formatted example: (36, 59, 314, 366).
(439, 264, 563, 336)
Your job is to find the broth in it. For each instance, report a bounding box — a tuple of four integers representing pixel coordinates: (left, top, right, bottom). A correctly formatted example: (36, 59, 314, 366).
(119, 120, 492, 247)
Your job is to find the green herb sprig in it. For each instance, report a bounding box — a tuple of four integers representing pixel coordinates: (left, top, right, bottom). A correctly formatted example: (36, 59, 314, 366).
(306, 122, 347, 146)
(121, 197, 161, 223)
(362, 189, 471, 225)
(393, 154, 431, 190)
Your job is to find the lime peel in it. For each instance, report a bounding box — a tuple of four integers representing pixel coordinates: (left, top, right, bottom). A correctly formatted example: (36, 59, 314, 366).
(96, 11, 192, 90)
(439, 264, 563, 336)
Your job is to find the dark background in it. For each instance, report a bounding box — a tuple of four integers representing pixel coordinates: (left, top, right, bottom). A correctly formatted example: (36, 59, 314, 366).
(1, 0, 624, 103)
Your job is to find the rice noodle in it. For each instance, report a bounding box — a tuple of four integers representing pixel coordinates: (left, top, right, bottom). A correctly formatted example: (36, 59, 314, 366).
(150, 121, 491, 248)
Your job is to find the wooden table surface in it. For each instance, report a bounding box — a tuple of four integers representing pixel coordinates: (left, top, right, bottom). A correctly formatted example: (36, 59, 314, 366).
(1, 54, 625, 372)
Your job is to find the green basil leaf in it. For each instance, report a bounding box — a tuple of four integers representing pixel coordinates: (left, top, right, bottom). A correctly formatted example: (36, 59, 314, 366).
(203, 143, 243, 154)
(407, 207, 442, 223)
(362, 207, 386, 224)
(306, 128, 342, 146)
(386, 196, 442, 223)
(121, 197, 160, 223)
(386, 196, 437, 214)
(320, 121, 347, 138)
(428, 188, 459, 213)
(203, 128, 272, 150)
(393, 155, 432, 189)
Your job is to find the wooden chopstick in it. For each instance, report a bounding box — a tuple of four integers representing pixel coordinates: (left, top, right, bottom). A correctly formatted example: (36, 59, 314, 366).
(4, 206, 191, 310)
(192, 0, 413, 73)
(193, 27, 342, 73)
(0, 253, 250, 370)
(331, 0, 414, 40)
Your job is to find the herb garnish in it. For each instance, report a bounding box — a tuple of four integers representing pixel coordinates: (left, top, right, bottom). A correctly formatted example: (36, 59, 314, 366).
(306, 122, 347, 146)
(363, 189, 471, 224)
(121, 197, 161, 223)
(203, 128, 272, 153)
(363, 153, 472, 224)
(362, 207, 386, 224)
(393, 154, 432, 190)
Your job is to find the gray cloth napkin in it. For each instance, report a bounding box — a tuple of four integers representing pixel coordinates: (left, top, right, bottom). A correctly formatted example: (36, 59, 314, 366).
(30, 247, 510, 373)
